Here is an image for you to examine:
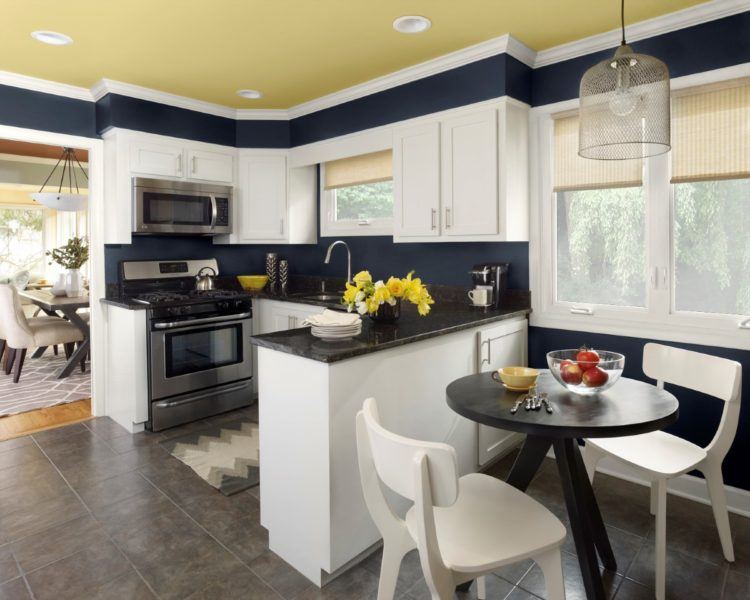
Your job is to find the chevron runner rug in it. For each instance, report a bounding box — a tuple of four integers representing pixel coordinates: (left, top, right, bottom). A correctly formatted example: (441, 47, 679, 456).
(160, 419, 259, 496)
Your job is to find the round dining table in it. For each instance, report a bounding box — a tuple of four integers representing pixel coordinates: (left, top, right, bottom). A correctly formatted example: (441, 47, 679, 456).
(446, 369, 679, 600)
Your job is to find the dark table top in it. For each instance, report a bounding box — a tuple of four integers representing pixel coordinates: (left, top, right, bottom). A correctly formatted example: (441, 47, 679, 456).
(446, 370, 679, 439)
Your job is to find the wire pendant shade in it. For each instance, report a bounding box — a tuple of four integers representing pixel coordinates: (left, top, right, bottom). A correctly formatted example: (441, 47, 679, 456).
(579, 43, 670, 160)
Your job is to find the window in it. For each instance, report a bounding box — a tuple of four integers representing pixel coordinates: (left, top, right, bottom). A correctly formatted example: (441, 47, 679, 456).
(535, 77, 750, 348)
(0, 205, 44, 278)
(552, 115, 647, 309)
(321, 150, 394, 236)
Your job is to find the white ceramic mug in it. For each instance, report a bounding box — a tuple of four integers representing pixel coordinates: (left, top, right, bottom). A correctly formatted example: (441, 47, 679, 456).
(468, 288, 489, 305)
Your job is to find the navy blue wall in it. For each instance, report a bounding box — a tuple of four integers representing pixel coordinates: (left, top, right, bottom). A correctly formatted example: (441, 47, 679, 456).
(105, 235, 528, 291)
(529, 327, 750, 491)
(0, 84, 96, 138)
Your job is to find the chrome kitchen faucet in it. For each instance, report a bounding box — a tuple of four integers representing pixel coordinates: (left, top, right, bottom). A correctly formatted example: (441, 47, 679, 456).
(324, 240, 352, 284)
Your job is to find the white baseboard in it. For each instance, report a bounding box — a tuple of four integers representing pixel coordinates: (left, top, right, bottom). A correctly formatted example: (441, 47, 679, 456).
(594, 456, 750, 519)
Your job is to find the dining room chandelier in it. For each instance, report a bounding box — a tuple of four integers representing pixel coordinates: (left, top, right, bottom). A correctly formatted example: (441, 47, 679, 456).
(30, 146, 88, 211)
(578, 0, 671, 160)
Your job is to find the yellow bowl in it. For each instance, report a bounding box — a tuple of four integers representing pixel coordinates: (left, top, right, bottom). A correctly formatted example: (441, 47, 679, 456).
(491, 367, 539, 391)
(237, 275, 269, 291)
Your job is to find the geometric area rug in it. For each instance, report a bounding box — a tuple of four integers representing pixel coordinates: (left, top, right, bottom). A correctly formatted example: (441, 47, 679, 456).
(160, 419, 259, 496)
(0, 352, 91, 417)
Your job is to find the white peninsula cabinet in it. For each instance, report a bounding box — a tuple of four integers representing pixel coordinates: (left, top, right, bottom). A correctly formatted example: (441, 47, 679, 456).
(393, 97, 529, 242)
(256, 314, 527, 585)
(102, 129, 236, 244)
(232, 150, 317, 244)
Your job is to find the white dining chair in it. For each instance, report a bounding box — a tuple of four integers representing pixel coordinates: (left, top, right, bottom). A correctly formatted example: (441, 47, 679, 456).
(0, 284, 84, 382)
(356, 397, 567, 600)
(582, 343, 741, 600)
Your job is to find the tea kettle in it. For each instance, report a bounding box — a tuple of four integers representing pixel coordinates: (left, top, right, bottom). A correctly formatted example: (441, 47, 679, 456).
(195, 266, 217, 291)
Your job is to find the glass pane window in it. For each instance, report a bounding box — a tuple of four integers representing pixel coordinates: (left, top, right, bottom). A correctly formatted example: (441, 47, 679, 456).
(333, 180, 393, 222)
(555, 187, 647, 307)
(673, 178, 750, 316)
(0, 206, 44, 277)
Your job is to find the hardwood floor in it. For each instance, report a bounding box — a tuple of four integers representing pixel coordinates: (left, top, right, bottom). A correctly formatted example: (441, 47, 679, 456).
(0, 398, 92, 440)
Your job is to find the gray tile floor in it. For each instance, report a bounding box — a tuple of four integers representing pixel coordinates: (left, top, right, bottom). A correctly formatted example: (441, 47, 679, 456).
(0, 409, 747, 599)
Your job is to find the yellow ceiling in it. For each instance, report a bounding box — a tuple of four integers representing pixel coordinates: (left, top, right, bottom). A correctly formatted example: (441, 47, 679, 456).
(0, 0, 709, 109)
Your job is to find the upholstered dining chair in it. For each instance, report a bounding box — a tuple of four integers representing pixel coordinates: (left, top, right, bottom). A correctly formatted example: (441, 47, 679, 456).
(582, 343, 741, 600)
(0, 284, 84, 383)
(356, 397, 567, 600)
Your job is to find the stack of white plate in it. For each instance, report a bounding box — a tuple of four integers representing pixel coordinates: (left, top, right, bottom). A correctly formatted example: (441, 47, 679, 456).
(304, 309, 363, 341)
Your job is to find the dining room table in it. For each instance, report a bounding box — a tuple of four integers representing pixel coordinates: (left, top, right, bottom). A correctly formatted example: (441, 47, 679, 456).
(446, 369, 679, 600)
(18, 288, 90, 379)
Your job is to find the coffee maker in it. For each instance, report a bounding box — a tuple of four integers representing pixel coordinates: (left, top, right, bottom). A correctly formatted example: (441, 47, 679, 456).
(469, 263, 509, 309)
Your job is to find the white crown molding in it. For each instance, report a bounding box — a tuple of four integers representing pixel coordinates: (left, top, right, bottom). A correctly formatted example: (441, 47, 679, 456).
(0, 70, 93, 102)
(287, 33, 535, 119)
(534, 0, 750, 68)
(90, 78, 239, 119)
(235, 109, 290, 121)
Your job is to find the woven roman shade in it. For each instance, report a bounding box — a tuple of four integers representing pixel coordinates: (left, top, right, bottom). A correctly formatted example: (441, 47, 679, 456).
(671, 80, 750, 184)
(324, 150, 392, 190)
(553, 115, 642, 192)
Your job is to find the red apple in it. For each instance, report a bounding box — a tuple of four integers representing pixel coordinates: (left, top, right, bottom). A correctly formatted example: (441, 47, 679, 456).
(576, 348, 600, 371)
(582, 366, 609, 387)
(560, 361, 583, 385)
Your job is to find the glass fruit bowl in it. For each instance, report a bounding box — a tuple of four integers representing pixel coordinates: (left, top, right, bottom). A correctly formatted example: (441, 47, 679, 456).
(546, 349, 625, 395)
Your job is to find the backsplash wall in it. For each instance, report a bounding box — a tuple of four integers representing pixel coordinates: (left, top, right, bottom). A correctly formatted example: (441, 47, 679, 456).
(104, 235, 529, 291)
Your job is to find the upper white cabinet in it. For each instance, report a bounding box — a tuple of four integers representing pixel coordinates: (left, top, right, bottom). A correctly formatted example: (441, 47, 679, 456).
(103, 129, 237, 244)
(233, 149, 317, 245)
(393, 121, 441, 238)
(441, 109, 498, 236)
(392, 97, 529, 243)
(187, 149, 235, 184)
(129, 140, 185, 179)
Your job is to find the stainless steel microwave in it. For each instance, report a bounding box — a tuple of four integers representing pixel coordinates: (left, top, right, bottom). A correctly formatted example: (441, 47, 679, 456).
(132, 177, 232, 236)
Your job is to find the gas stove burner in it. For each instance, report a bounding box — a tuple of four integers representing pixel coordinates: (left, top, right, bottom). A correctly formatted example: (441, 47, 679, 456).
(137, 291, 190, 304)
(189, 289, 244, 299)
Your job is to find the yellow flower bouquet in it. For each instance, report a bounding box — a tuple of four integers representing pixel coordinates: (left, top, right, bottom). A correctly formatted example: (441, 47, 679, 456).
(342, 270, 435, 319)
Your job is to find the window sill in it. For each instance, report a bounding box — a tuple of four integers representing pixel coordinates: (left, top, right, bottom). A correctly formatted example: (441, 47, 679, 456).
(320, 223, 393, 237)
(530, 312, 750, 352)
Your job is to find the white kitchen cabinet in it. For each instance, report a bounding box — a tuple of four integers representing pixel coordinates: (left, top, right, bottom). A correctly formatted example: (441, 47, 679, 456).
(392, 97, 529, 243)
(476, 318, 527, 465)
(186, 149, 234, 183)
(442, 109, 498, 236)
(102, 129, 238, 244)
(129, 140, 185, 179)
(234, 150, 317, 244)
(393, 121, 441, 237)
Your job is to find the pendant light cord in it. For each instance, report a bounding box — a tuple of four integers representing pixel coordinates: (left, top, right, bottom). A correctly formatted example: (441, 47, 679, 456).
(620, 0, 626, 45)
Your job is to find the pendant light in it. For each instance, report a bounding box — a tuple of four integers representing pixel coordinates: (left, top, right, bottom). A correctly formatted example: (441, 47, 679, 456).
(578, 0, 671, 160)
(30, 147, 88, 211)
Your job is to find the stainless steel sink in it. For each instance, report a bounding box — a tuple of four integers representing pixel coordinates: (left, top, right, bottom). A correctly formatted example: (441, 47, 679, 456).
(294, 292, 343, 303)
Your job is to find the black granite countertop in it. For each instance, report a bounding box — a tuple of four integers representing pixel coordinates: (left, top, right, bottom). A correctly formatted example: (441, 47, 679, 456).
(250, 302, 530, 363)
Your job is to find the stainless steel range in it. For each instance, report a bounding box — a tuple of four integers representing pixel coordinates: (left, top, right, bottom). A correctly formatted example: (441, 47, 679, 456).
(119, 259, 253, 431)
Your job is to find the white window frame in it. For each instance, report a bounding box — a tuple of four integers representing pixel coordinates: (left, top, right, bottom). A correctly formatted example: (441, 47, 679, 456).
(530, 63, 750, 352)
(319, 163, 394, 237)
(0, 202, 47, 276)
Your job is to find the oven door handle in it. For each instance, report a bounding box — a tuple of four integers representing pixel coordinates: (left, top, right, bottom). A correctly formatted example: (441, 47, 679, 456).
(153, 311, 252, 330)
(154, 381, 251, 408)
(210, 195, 218, 229)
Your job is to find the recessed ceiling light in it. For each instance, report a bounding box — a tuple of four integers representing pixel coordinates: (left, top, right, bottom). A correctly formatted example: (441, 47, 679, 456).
(236, 89, 263, 100)
(31, 30, 73, 46)
(393, 15, 431, 34)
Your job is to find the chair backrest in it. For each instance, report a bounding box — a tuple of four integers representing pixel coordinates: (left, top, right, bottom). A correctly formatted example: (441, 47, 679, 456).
(643, 343, 742, 459)
(0, 284, 33, 348)
(358, 397, 458, 506)
(356, 398, 458, 596)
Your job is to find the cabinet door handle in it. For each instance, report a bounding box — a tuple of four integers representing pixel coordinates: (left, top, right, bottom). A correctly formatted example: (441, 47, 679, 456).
(280, 218, 284, 235)
(288, 315, 294, 329)
(191, 156, 196, 175)
(480, 339, 491, 366)
(176, 154, 182, 176)
(431, 208, 437, 230)
(445, 207, 451, 228)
